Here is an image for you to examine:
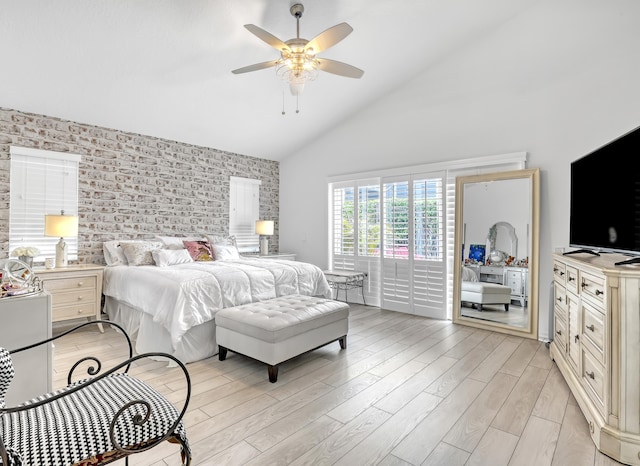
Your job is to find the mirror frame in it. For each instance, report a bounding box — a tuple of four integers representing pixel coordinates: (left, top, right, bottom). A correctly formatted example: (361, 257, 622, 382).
(452, 168, 540, 339)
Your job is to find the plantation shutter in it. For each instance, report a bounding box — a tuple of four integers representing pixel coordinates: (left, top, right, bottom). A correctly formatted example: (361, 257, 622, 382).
(9, 146, 80, 263)
(229, 176, 261, 252)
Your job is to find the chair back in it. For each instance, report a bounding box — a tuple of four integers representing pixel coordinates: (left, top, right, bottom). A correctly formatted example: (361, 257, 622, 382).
(0, 347, 15, 409)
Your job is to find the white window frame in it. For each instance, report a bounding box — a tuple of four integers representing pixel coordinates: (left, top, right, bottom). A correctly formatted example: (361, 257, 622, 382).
(9, 146, 80, 263)
(229, 176, 261, 253)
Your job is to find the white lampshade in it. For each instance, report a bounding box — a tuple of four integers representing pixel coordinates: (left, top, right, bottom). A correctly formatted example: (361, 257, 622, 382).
(44, 213, 78, 268)
(45, 214, 79, 238)
(255, 220, 274, 236)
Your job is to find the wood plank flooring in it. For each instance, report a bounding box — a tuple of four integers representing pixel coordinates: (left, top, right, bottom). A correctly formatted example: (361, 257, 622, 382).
(50, 305, 625, 466)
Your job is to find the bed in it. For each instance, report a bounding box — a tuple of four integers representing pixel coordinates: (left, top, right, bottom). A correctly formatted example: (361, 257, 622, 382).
(102, 238, 332, 363)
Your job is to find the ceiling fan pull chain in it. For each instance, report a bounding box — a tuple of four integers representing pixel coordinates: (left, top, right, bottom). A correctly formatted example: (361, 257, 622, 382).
(296, 95, 300, 114)
(282, 90, 286, 115)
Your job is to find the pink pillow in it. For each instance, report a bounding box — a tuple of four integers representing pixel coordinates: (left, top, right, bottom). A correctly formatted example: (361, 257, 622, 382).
(183, 240, 214, 261)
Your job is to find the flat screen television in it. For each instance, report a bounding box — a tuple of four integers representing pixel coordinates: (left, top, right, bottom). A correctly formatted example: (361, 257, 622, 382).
(569, 125, 640, 265)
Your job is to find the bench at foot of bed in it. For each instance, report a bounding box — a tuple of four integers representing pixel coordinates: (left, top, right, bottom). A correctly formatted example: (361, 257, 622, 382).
(215, 295, 349, 382)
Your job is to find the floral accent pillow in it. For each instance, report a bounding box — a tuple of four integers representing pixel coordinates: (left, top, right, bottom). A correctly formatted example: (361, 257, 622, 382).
(120, 241, 162, 266)
(183, 240, 214, 261)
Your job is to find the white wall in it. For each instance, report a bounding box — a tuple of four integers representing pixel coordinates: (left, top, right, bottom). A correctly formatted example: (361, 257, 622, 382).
(279, 0, 640, 341)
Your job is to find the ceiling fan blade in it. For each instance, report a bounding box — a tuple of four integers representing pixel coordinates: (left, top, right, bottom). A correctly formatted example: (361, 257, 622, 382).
(306, 22, 353, 54)
(231, 60, 279, 74)
(244, 24, 289, 51)
(317, 58, 364, 79)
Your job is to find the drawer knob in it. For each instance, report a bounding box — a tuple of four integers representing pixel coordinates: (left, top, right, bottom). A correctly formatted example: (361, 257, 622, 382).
(574, 334, 580, 343)
(568, 276, 575, 282)
(586, 324, 595, 332)
(556, 297, 562, 302)
(77, 282, 84, 286)
(595, 289, 603, 296)
(556, 330, 562, 336)
(559, 271, 565, 276)
(77, 296, 83, 301)
(585, 370, 595, 380)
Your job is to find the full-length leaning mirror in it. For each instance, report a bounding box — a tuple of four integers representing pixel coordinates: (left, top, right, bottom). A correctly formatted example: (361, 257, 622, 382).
(452, 168, 540, 339)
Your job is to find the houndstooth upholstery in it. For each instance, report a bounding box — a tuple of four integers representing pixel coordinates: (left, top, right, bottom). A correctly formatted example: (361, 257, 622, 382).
(0, 372, 190, 466)
(0, 348, 14, 410)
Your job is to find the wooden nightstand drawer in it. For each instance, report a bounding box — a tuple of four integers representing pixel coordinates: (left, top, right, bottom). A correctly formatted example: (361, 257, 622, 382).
(50, 289, 97, 307)
(42, 275, 97, 293)
(53, 303, 97, 321)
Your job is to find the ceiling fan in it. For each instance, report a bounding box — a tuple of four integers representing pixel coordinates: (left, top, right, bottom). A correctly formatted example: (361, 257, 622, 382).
(232, 3, 364, 97)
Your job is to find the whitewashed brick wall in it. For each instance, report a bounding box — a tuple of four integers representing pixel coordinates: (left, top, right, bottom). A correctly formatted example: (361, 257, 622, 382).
(0, 108, 279, 264)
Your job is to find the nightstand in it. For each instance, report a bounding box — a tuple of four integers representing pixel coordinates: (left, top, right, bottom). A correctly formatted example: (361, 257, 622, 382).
(245, 253, 297, 261)
(35, 264, 104, 332)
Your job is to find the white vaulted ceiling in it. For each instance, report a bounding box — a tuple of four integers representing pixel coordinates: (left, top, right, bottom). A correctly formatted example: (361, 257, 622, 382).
(0, 0, 540, 161)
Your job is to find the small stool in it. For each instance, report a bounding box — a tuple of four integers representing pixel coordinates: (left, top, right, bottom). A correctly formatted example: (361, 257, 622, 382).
(323, 270, 367, 305)
(215, 295, 349, 382)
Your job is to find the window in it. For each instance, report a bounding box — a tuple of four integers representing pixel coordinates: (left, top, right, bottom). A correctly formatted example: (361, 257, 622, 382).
(229, 176, 261, 253)
(9, 146, 80, 262)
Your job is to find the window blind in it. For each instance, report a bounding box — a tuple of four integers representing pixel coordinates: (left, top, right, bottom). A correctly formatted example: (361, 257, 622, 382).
(9, 146, 80, 262)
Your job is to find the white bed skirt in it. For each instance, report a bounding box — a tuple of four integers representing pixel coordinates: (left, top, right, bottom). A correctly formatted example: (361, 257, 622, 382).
(104, 296, 218, 364)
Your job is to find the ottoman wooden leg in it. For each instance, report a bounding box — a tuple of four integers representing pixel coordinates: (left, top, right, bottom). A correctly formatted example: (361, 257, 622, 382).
(218, 346, 228, 361)
(268, 365, 279, 383)
(339, 335, 347, 350)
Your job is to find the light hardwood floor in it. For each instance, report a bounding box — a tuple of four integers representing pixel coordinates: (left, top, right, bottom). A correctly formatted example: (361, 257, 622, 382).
(51, 305, 625, 466)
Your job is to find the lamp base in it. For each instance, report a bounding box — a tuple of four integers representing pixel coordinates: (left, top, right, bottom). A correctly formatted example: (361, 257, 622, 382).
(55, 237, 68, 268)
(260, 237, 269, 256)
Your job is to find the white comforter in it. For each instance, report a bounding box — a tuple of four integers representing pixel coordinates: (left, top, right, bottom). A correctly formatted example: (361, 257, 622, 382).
(103, 258, 332, 349)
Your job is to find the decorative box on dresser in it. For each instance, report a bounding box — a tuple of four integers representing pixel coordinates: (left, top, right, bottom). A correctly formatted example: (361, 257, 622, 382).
(35, 264, 105, 332)
(550, 252, 640, 465)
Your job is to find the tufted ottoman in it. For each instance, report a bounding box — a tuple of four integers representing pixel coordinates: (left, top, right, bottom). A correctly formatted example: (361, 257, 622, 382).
(461, 281, 512, 311)
(215, 295, 349, 382)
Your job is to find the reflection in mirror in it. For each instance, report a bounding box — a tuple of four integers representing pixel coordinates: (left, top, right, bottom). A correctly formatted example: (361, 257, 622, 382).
(453, 168, 540, 339)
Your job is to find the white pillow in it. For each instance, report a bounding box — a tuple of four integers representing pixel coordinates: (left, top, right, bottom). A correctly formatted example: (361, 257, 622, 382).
(152, 249, 193, 267)
(103, 241, 128, 266)
(207, 234, 237, 247)
(120, 241, 162, 266)
(155, 235, 206, 250)
(212, 243, 240, 261)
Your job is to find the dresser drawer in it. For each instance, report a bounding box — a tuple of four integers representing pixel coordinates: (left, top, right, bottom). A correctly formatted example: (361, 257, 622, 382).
(50, 289, 98, 308)
(554, 282, 567, 316)
(52, 303, 98, 321)
(580, 270, 605, 307)
(582, 349, 605, 415)
(582, 300, 605, 363)
(42, 276, 97, 292)
(553, 314, 567, 353)
(553, 260, 567, 285)
(566, 265, 579, 295)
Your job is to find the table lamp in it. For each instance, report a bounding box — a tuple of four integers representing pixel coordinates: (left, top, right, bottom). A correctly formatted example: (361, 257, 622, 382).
(255, 220, 274, 256)
(45, 211, 79, 267)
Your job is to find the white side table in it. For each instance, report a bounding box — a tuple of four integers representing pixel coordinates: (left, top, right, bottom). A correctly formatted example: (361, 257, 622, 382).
(0, 291, 52, 405)
(34, 264, 104, 332)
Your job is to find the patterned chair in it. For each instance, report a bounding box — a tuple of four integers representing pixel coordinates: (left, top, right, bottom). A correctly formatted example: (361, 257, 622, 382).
(0, 321, 191, 466)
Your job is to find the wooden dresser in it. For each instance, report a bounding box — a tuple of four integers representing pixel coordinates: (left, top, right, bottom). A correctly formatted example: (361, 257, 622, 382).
(35, 264, 104, 332)
(550, 252, 640, 465)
